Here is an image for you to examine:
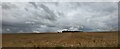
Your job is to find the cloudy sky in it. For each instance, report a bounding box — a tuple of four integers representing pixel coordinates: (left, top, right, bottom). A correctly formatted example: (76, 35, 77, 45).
(1, 2, 118, 33)
(1, 0, 119, 2)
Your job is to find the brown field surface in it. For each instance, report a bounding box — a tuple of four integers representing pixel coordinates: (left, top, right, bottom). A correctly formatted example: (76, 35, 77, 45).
(2, 32, 118, 47)
(0, 34, 2, 48)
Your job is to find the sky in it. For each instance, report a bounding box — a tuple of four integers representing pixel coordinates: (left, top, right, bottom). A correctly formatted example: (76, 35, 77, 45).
(1, 0, 120, 2)
(1, 2, 118, 33)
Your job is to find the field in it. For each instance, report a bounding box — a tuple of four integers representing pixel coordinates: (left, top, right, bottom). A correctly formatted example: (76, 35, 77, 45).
(2, 32, 118, 47)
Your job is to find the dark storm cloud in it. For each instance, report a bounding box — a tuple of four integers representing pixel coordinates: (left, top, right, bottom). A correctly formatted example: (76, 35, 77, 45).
(2, 2, 118, 33)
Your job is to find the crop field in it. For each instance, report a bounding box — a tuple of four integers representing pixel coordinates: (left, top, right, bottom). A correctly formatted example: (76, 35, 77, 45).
(2, 32, 118, 47)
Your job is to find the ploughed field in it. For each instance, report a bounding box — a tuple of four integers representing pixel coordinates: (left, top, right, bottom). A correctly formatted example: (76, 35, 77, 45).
(2, 32, 118, 47)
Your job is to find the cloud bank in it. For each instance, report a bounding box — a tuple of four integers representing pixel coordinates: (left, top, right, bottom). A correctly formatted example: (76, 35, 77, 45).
(2, 2, 118, 33)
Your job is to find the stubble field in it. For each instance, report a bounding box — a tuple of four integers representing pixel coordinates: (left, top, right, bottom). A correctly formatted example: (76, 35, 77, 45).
(2, 31, 118, 47)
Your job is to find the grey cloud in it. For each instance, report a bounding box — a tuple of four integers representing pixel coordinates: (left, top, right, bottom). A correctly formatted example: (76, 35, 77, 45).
(29, 2, 38, 8)
(40, 4, 57, 21)
(2, 2, 118, 33)
(0, 4, 1, 33)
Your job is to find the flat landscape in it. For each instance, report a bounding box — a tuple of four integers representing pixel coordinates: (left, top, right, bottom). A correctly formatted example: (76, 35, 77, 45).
(2, 31, 118, 47)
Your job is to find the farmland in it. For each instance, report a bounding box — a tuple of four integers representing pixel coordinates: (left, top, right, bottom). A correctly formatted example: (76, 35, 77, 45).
(2, 31, 118, 47)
